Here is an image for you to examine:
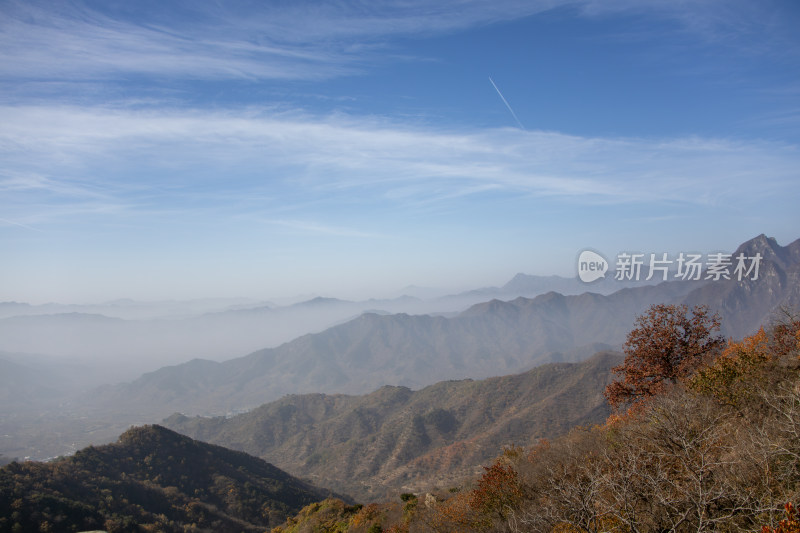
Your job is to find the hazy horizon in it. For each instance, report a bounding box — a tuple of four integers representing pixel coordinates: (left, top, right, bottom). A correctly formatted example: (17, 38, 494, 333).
(2, 1, 799, 304)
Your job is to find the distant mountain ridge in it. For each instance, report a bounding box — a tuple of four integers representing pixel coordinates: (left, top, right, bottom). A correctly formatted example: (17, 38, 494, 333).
(0, 270, 655, 376)
(5, 234, 798, 463)
(90, 282, 691, 419)
(84, 235, 800, 420)
(683, 234, 800, 336)
(164, 351, 622, 501)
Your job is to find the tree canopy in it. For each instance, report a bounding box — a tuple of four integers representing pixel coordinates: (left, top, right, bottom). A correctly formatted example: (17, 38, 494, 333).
(605, 303, 725, 409)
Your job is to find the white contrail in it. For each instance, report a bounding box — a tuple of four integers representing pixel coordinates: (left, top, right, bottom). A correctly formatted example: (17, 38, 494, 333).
(489, 76, 526, 130)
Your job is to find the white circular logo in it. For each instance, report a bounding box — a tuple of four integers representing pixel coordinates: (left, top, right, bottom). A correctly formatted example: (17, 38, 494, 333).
(577, 250, 608, 282)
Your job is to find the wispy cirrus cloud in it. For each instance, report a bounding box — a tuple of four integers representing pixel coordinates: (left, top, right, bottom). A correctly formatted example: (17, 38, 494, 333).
(1, 1, 798, 302)
(0, 0, 566, 84)
(1, 105, 797, 228)
(3, 0, 792, 87)
(0, 2, 354, 83)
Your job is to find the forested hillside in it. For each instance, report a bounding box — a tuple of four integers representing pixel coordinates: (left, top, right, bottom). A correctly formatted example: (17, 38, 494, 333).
(166, 351, 620, 500)
(0, 425, 334, 532)
(277, 309, 800, 532)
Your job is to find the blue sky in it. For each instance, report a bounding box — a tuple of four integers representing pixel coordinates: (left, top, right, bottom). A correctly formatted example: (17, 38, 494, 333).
(1, 0, 799, 303)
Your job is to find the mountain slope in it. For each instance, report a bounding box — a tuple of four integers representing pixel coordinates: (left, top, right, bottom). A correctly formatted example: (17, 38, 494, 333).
(84, 237, 800, 422)
(683, 234, 800, 337)
(97, 280, 693, 418)
(164, 351, 622, 501)
(16, 234, 799, 462)
(0, 425, 333, 532)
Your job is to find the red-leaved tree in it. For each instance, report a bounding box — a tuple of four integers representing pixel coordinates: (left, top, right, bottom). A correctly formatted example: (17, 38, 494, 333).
(605, 303, 724, 409)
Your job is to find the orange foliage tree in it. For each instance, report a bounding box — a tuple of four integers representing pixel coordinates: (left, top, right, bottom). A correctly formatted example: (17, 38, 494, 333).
(469, 460, 524, 523)
(429, 456, 524, 532)
(605, 304, 724, 409)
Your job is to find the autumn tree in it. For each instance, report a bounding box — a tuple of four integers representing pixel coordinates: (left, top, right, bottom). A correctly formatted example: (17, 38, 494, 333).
(769, 308, 800, 359)
(688, 327, 774, 407)
(763, 504, 800, 533)
(605, 304, 724, 409)
(470, 460, 523, 525)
